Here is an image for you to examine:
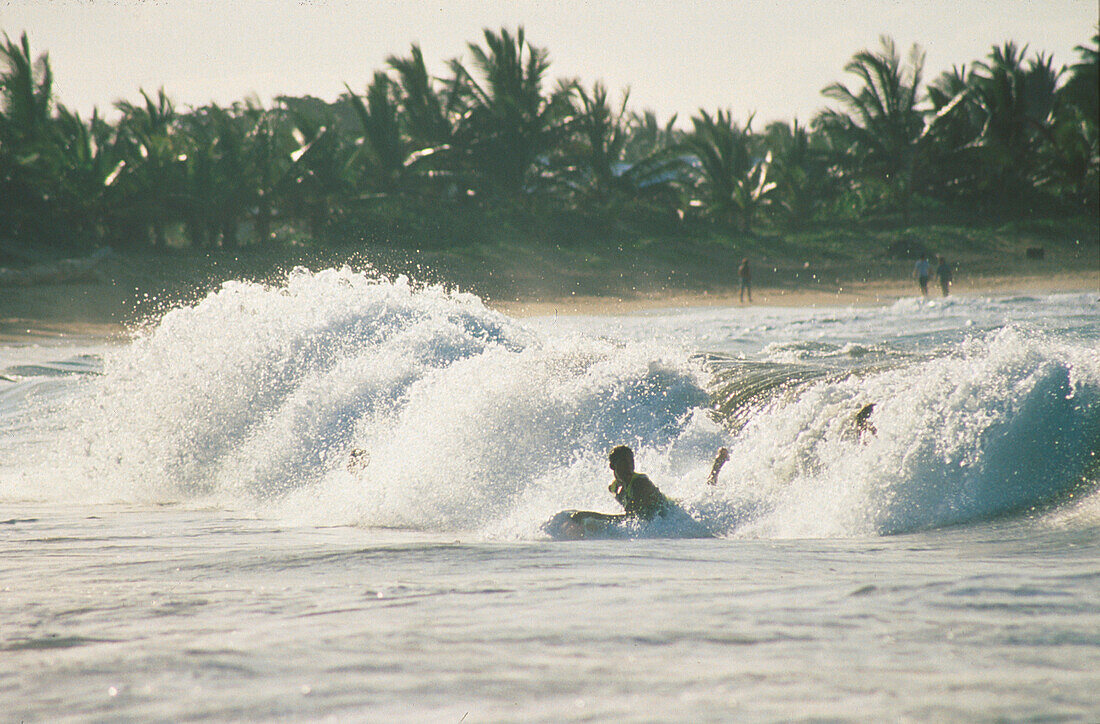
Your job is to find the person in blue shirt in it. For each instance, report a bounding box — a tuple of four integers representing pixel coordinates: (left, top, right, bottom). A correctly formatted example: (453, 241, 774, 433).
(914, 255, 931, 296)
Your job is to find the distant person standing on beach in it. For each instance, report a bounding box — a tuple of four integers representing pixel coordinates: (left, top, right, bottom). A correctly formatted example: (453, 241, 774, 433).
(914, 254, 931, 297)
(738, 257, 752, 303)
(936, 255, 952, 297)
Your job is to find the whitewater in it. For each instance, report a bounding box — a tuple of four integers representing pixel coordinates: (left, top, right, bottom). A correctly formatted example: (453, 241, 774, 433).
(2, 267, 1098, 721)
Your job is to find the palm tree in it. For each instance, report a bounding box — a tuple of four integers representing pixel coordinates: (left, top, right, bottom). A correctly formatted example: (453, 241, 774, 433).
(387, 44, 458, 149)
(623, 109, 679, 162)
(924, 65, 985, 202)
(562, 82, 686, 212)
(180, 100, 295, 248)
(566, 81, 631, 201)
(818, 36, 928, 223)
(114, 88, 184, 248)
(764, 119, 834, 229)
(276, 99, 356, 237)
(679, 110, 774, 232)
(51, 105, 124, 243)
(0, 32, 54, 146)
(1040, 34, 1098, 210)
(185, 102, 265, 248)
(967, 43, 1063, 206)
(177, 106, 219, 248)
(1060, 33, 1099, 125)
(610, 110, 687, 217)
(244, 102, 293, 246)
(344, 73, 407, 192)
(383, 45, 472, 200)
(447, 27, 573, 196)
(0, 32, 59, 245)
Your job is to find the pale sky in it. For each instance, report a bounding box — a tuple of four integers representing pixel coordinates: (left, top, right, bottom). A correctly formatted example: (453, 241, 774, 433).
(1, 0, 1096, 126)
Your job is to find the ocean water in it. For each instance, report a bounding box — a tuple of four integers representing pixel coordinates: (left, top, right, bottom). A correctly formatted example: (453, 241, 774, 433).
(2, 268, 1098, 721)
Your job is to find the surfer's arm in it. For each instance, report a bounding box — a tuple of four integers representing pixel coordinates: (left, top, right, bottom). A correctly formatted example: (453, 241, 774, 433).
(706, 448, 730, 486)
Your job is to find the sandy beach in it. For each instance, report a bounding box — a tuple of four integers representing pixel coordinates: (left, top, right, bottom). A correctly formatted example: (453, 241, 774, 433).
(485, 268, 1100, 316)
(1, 264, 1096, 342)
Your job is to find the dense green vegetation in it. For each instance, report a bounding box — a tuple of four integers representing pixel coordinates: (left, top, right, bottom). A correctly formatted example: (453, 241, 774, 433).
(1, 27, 1096, 263)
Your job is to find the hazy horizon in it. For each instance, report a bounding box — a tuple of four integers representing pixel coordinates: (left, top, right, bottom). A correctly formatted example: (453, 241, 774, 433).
(1, 0, 1096, 126)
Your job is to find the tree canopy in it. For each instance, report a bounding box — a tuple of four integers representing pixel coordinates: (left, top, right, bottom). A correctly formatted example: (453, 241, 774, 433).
(1, 27, 1096, 255)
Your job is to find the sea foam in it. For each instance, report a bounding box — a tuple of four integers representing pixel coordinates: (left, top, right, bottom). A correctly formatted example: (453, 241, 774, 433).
(7, 269, 1099, 539)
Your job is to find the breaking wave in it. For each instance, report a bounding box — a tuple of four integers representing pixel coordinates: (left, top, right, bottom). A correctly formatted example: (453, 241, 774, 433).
(3, 268, 1098, 539)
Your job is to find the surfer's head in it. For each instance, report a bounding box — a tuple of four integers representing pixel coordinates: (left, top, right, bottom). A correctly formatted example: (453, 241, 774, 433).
(608, 445, 634, 475)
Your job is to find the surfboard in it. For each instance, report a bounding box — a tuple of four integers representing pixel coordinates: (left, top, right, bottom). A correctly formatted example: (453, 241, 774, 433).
(542, 510, 631, 540)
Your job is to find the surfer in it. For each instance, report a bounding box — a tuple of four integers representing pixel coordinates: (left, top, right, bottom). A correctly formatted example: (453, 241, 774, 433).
(347, 448, 370, 473)
(853, 403, 876, 441)
(545, 446, 730, 539)
(608, 445, 730, 520)
(707, 447, 731, 485)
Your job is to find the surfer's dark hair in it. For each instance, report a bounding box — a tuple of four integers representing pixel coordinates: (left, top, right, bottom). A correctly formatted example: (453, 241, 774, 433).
(608, 445, 634, 467)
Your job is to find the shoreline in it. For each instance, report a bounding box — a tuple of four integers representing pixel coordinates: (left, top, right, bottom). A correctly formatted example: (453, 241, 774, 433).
(1, 268, 1095, 340)
(488, 269, 1099, 317)
(3, 216, 1096, 335)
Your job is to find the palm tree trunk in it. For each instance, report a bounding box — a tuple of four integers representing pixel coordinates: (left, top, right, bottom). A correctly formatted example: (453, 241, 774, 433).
(221, 218, 238, 248)
(255, 203, 272, 246)
(186, 219, 208, 249)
